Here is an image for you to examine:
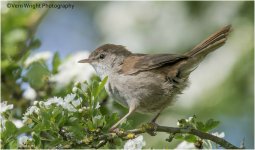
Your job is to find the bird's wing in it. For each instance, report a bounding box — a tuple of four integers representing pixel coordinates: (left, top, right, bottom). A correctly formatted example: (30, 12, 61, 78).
(120, 54, 188, 75)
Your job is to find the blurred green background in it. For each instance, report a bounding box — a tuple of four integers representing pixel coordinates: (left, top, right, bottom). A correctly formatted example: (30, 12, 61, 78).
(1, 1, 254, 148)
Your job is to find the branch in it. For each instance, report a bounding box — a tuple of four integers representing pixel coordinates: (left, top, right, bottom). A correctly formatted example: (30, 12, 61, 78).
(124, 123, 240, 149)
(158, 125, 239, 149)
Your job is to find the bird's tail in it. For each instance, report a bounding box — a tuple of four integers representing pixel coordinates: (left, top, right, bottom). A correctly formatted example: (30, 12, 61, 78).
(180, 25, 232, 76)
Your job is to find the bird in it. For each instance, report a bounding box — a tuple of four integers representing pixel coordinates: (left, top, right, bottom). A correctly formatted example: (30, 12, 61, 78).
(78, 25, 232, 131)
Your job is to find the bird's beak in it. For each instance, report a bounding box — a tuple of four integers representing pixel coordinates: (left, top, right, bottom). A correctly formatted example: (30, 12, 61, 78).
(78, 58, 92, 63)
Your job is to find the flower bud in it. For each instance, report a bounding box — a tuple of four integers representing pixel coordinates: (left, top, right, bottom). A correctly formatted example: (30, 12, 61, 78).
(33, 101, 38, 105)
(72, 87, 78, 93)
(31, 131, 36, 136)
(74, 81, 80, 87)
(78, 108, 83, 113)
(39, 101, 44, 107)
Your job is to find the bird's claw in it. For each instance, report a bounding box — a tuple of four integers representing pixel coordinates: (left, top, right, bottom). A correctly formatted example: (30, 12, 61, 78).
(108, 127, 120, 133)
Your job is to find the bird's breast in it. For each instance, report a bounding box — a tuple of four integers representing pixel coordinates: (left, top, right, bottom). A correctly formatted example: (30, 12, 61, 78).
(104, 70, 189, 113)
(105, 79, 129, 108)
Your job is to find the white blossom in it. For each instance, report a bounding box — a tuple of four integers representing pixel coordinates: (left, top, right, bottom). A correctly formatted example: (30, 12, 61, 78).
(72, 98, 81, 107)
(81, 83, 87, 91)
(13, 119, 24, 128)
(0, 115, 6, 132)
(95, 102, 100, 109)
(203, 133, 225, 149)
(39, 101, 44, 107)
(44, 97, 63, 107)
(212, 132, 225, 138)
(94, 115, 101, 120)
(24, 106, 40, 116)
(24, 51, 52, 67)
(0, 101, 13, 130)
(23, 86, 37, 100)
(62, 103, 76, 112)
(64, 94, 76, 103)
(177, 121, 180, 126)
(186, 116, 194, 122)
(124, 135, 145, 150)
(175, 141, 195, 149)
(22, 106, 39, 124)
(50, 51, 95, 88)
(33, 101, 39, 105)
(18, 135, 32, 146)
(62, 94, 78, 112)
(0, 101, 14, 113)
(42, 94, 79, 112)
(22, 116, 30, 124)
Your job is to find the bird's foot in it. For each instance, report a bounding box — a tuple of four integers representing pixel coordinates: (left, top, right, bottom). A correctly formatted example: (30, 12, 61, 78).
(148, 121, 158, 128)
(142, 122, 157, 136)
(108, 127, 119, 133)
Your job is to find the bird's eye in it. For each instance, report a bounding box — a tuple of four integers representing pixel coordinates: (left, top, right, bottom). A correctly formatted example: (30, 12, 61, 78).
(99, 54, 105, 59)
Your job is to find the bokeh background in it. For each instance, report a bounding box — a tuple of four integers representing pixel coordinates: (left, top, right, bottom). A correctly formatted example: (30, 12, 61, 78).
(1, 1, 254, 148)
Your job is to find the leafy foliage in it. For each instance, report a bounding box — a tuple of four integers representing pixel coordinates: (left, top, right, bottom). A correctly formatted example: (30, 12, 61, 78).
(167, 115, 221, 148)
(1, 3, 49, 118)
(52, 52, 61, 74)
(1, 77, 125, 149)
(24, 62, 50, 89)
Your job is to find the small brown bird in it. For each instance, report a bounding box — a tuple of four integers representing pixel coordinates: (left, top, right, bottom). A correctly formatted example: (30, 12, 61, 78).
(79, 25, 232, 130)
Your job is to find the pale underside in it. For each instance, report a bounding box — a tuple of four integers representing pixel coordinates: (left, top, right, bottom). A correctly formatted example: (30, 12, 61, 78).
(105, 63, 189, 113)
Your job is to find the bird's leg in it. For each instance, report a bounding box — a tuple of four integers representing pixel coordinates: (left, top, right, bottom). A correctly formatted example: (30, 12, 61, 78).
(150, 109, 164, 123)
(150, 112, 161, 123)
(109, 104, 136, 131)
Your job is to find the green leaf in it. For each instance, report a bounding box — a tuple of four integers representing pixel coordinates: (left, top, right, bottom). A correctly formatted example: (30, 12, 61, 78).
(196, 119, 220, 132)
(5, 120, 18, 135)
(17, 126, 31, 135)
(67, 125, 85, 139)
(174, 133, 184, 140)
(87, 120, 95, 131)
(55, 110, 67, 127)
(47, 138, 63, 148)
(33, 133, 41, 147)
(9, 140, 18, 149)
(30, 38, 41, 50)
(184, 135, 197, 142)
(98, 76, 108, 92)
(33, 124, 45, 132)
(93, 76, 108, 99)
(41, 111, 51, 128)
(204, 119, 220, 132)
(104, 113, 119, 129)
(196, 121, 206, 132)
(20, 50, 31, 65)
(52, 52, 61, 74)
(120, 119, 133, 130)
(56, 115, 67, 127)
(24, 61, 50, 89)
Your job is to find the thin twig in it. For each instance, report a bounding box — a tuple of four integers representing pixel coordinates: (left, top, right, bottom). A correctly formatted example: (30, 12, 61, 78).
(155, 125, 239, 149)
(106, 123, 240, 149)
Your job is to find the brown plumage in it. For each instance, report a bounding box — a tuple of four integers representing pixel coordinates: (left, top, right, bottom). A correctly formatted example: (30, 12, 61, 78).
(78, 25, 232, 130)
(120, 25, 232, 77)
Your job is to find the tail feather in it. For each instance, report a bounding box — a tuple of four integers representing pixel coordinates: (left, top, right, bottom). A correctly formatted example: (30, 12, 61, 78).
(185, 25, 232, 57)
(180, 25, 232, 77)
